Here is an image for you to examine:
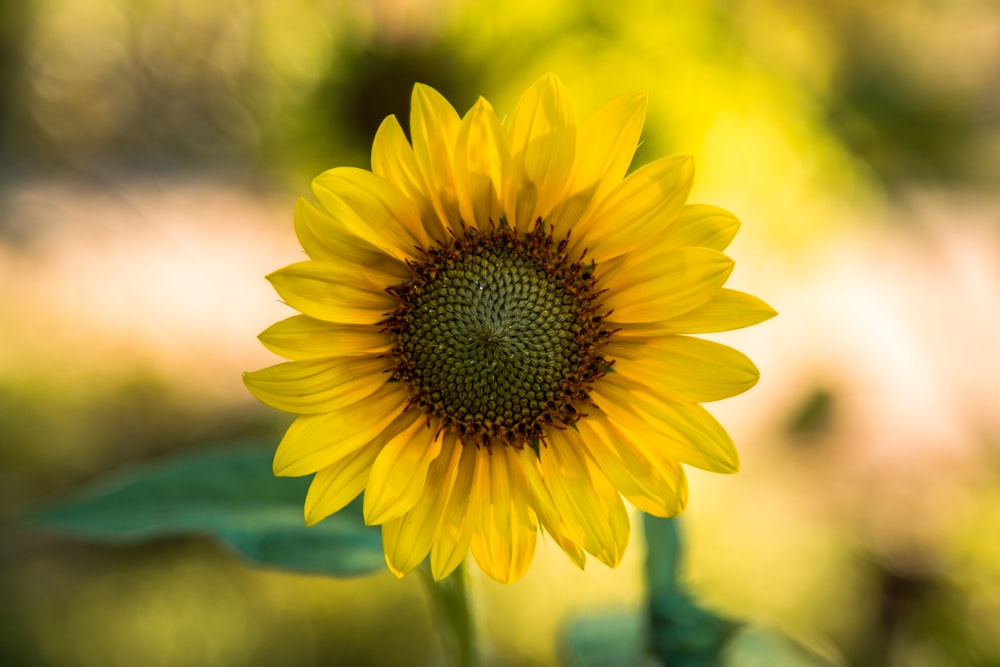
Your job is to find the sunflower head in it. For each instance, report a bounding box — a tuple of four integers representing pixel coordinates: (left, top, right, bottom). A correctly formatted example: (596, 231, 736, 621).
(245, 74, 776, 584)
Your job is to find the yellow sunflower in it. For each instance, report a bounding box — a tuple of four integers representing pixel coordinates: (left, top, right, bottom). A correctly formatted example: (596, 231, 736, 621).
(245, 74, 775, 584)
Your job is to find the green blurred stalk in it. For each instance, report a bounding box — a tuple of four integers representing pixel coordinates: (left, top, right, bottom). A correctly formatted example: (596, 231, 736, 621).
(423, 561, 478, 667)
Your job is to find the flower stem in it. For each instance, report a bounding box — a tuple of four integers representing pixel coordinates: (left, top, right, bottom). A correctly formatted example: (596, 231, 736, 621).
(424, 562, 478, 667)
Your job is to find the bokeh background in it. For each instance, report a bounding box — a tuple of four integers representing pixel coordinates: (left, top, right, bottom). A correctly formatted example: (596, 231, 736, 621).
(2, 0, 999, 665)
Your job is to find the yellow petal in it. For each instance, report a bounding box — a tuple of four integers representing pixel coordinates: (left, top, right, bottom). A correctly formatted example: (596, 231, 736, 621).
(381, 432, 463, 578)
(470, 446, 538, 584)
(593, 373, 740, 473)
(303, 446, 379, 526)
(372, 115, 422, 199)
(575, 413, 688, 518)
(431, 444, 480, 581)
(293, 197, 412, 280)
(660, 204, 741, 251)
(267, 260, 397, 324)
(614, 289, 777, 337)
(504, 74, 576, 232)
(304, 407, 426, 525)
(363, 417, 443, 525)
(272, 382, 410, 477)
(654, 288, 778, 334)
(454, 97, 508, 231)
(606, 335, 760, 403)
(258, 316, 390, 360)
(576, 155, 693, 261)
(599, 243, 721, 294)
(516, 447, 587, 569)
(312, 167, 427, 257)
(371, 114, 447, 243)
(540, 428, 630, 567)
(604, 247, 734, 324)
(595, 204, 740, 284)
(549, 92, 648, 240)
(410, 83, 462, 230)
(243, 356, 394, 414)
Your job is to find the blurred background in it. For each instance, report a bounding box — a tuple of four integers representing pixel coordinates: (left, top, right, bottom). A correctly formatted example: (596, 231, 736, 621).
(2, 0, 999, 665)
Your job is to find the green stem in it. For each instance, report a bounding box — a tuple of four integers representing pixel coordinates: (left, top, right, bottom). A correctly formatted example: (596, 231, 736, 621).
(423, 561, 478, 667)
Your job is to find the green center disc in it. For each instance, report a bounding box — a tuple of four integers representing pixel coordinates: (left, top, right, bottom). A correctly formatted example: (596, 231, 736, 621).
(399, 245, 580, 429)
(386, 225, 610, 446)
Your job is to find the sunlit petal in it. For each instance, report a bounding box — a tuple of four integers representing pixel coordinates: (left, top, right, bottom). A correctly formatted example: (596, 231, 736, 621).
(266, 260, 397, 324)
(382, 432, 462, 578)
(312, 167, 428, 257)
(470, 446, 538, 584)
(594, 373, 740, 473)
(303, 409, 425, 525)
(364, 418, 443, 525)
(541, 428, 630, 567)
(372, 115, 447, 242)
(430, 444, 481, 581)
(549, 92, 648, 240)
(607, 335, 760, 402)
(272, 382, 410, 477)
(258, 316, 391, 360)
(454, 97, 508, 230)
(604, 247, 734, 324)
(243, 356, 394, 414)
(504, 74, 576, 232)
(411, 83, 462, 230)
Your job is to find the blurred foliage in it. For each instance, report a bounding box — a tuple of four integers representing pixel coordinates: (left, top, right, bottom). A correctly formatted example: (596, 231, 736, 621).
(2, 0, 999, 665)
(819, 1, 1000, 189)
(0, 371, 276, 505)
(563, 516, 837, 666)
(786, 386, 837, 440)
(843, 554, 1000, 667)
(0, 0, 989, 201)
(0, 537, 441, 667)
(643, 515, 741, 666)
(1, 0, 993, 241)
(26, 441, 386, 576)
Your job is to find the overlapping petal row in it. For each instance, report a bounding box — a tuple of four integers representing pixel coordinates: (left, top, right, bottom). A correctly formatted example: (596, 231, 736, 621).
(245, 74, 775, 584)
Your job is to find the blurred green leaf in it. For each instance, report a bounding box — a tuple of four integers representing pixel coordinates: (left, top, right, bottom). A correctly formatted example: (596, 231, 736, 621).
(24, 441, 385, 577)
(564, 516, 742, 667)
(562, 610, 646, 667)
(647, 592, 740, 667)
(720, 627, 841, 667)
(644, 514, 741, 666)
(786, 386, 836, 438)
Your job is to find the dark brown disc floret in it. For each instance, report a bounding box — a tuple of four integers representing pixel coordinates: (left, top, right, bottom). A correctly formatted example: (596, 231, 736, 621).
(382, 221, 614, 448)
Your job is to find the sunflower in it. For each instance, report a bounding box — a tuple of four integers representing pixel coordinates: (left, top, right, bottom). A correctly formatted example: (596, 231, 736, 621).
(245, 74, 775, 584)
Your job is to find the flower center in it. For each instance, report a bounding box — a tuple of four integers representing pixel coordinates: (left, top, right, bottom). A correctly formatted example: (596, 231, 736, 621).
(384, 223, 613, 447)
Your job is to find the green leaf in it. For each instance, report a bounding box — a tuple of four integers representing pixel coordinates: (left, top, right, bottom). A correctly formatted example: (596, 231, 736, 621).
(644, 514, 741, 666)
(720, 627, 841, 667)
(562, 609, 646, 667)
(24, 440, 385, 577)
(566, 518, 837, 667)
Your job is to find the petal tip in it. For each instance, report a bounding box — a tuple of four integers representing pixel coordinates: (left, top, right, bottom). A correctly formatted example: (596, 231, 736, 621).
(412, 82, 449, 110)
(618, 91, 649, 114)
(272, 457, 294, 477)
(471, 96, 493, 112)
(720, 456, 740, 474)
(411, 81, 434, 97)
(384, 556, 409, 579)
(526, 72, 570, 103)
(537, 72, 561, 86)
